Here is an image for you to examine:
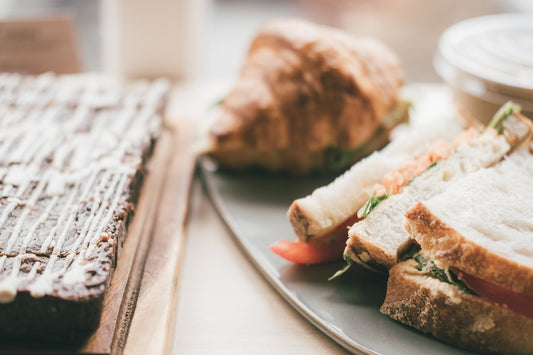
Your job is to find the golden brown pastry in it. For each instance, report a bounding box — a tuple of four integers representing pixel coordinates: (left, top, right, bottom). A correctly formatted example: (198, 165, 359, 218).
(205, 19, 405, 174)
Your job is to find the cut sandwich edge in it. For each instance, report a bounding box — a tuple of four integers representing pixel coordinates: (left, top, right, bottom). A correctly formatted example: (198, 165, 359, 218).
(345, 229, 400, 270)
(405, 201, 533, 297)
(381, 259, 533, 355)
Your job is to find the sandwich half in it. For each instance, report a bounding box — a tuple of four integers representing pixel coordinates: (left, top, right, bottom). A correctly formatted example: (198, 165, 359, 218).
(382, 148, 533, 354)
(342, 105, 532, 271)
(272, 102, 470, 264)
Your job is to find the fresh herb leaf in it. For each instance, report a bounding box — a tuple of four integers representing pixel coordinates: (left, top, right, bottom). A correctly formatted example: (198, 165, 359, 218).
(328, 262, 352, 281)
(448, 272, 476, 294)
(414, 253, 428, 270)
(414, 253, 475, 294)
(429, 264, 449, 282)
(415, 253, 449, 283)
(329, 252, 354, 281)
(408, 162, 438, 186)
(487, 101, 521, 134)
(357, 193, 389, 219)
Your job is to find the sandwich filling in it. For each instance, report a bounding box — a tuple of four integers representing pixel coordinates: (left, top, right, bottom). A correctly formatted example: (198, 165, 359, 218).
(357, 128, 477, 218)
(272, 128, 478, 265)
(411, 251, 533, 319)
(270, 214, 362, 265)
(451, 267, 533, 319)
(410, 250, 473, 294)
(339, 102, 528, 274)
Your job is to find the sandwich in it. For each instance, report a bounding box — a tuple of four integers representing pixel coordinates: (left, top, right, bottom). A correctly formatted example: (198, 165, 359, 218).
(271, 98, 473, 265)
(382, 147, 533, 354)
(201, 19, 406, 175)
(273, 102, 529, 267)
(340, 103, 532, 273)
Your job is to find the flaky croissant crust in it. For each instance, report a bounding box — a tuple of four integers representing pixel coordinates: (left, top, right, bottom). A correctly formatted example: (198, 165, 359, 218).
(209, 19, 404, 154)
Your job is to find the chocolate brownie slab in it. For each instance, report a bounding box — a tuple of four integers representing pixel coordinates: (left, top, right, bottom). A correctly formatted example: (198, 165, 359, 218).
(0, 73, 169, 339)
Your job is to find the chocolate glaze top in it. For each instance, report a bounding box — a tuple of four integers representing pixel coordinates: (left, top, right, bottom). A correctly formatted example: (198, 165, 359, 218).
(0, 73, 169, 303)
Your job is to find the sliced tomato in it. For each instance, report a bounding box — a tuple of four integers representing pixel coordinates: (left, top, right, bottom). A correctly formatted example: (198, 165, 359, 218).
(271, 214, 361, 265)
(270, 238, 346, 265)
(451, 267, 533, 319)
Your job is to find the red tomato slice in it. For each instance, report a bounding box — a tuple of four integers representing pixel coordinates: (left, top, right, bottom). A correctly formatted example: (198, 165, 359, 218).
(271, 214, 361, 265)
(451, 267, 533, 319)
(270, 238, 346, 266)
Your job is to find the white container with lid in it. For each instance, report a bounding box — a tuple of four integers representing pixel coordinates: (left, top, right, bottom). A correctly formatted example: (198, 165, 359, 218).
(434, 14, 533, 123)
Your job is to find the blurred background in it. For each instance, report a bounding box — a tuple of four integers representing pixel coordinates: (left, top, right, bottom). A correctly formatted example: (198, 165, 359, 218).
(0, 0, 532, 82)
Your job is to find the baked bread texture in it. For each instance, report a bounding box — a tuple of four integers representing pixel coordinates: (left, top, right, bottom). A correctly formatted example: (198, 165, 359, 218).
(346, 130, 510, 269)
(205, 19, 405, 174)
(381, 258, 533, 355)
(345, 111, 532, 270)
(382, 148, 533, 354)
(405, 148, 533, 296)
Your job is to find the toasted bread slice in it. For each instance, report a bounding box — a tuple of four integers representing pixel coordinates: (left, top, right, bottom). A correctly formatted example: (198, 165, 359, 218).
(381, 258, 533, 354)
(405, 148, 533, 296)
(346, 130, 511, 269)
(345, 111, 533, 269)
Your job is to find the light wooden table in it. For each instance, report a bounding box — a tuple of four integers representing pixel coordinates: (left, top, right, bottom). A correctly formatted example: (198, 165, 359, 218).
(172, 180, 348, 355)
(167, 83, 348, 354)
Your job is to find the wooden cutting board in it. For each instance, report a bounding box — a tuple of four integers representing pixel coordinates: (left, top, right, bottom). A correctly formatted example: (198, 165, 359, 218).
(1, 120, 197, 355)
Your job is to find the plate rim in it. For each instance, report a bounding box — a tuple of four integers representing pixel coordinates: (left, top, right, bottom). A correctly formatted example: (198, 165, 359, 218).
(200, 160, 377, 355)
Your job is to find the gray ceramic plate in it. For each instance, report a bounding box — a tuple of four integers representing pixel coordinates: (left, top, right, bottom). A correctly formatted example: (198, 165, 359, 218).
(200, 162, 474, 355)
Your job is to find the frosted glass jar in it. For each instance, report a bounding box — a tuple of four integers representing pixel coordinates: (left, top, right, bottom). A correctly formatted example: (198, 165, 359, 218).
(434, 14, 533, 123)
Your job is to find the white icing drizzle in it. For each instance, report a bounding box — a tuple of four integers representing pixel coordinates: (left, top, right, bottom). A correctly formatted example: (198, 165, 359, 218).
(39, 183, 81, 254)
(0, 136, 17, 161)
(69, 171, 117, 255)
(27, 261, 40, 280)
(0, 73, 167, 301)
(5, 172, 51, 254)
(86, 173, 129, 258)
(20, 196, 58, 254)
(0, 182, 31, 232)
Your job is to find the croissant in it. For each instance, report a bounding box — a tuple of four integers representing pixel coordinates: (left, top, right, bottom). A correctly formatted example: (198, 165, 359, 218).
(205, 19, 405, 174)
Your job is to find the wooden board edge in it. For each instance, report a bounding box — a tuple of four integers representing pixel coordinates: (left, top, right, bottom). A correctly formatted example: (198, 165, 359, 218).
(122, 120, 197, 355)
(81, 126, 176, 354)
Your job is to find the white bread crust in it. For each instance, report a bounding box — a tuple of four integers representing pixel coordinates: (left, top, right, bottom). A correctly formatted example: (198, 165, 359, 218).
(405, 201, 533, 296)
(347, 131, 510, 268)
(381, 259, 533, 354)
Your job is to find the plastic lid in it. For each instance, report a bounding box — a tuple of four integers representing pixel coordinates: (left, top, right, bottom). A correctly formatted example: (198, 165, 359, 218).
(435, 14, 533, 105)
